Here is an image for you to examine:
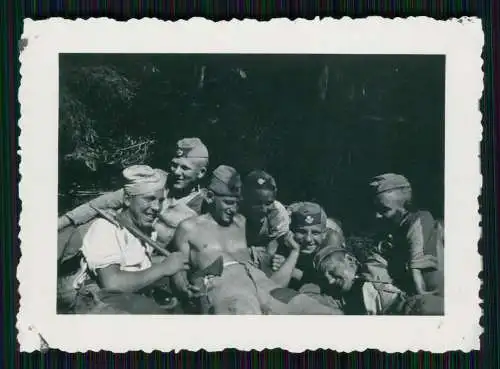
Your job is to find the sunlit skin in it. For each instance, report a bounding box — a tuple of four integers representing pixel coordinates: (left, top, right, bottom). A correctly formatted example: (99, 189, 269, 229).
(292, 223, 327, 255)
(319, 251, 358, 294)
(373, 190, 409, 228)
(269, 217, 328, 273)
(56, 158, 205, 232)
(171, 190, 250, 299)
(206, 192, 240, 227)
(172, 188, 304, 300)
(96, 188, 189, 294)
(167, 157, 207, 196)
(123, 188, 166, 232)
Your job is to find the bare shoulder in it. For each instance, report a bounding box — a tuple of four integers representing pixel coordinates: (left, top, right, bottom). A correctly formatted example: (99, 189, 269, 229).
(177, 213, 210, 232)
(233, 213, 246, 227)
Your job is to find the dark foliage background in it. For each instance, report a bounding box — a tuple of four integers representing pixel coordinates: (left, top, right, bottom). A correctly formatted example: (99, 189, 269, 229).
(59, 54, 444, 237)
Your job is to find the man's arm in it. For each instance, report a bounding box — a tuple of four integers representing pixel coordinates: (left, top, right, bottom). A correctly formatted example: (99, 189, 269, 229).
(411, 269, 427, 295)
(97, 255, 187, 293)
(59, 189, 125, 230)
(81, 219, 188, 293)
(407, 214, 435, 294)
(291, 268, 304, 281)
(269, 232, 301, 287)
(270, 253, 304, 281)
(170, 220, 198, 297)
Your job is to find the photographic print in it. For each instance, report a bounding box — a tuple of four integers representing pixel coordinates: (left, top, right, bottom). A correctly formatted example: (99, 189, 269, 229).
(18, 17, 482, 352)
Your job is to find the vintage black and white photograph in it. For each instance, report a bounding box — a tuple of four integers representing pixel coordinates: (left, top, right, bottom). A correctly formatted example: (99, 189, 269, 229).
(18, 18, 482, 352)
(56, 53, 446, 317)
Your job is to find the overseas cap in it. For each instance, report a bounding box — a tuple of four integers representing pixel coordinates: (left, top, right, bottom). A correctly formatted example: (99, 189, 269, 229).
(174, 137, 209, 159)
(243, 170, 277, 192)
(208, 165, 242, 197)
(313, 245, 356, 271)
(288, 201, 327, 228)
(369, 173, 411, 195)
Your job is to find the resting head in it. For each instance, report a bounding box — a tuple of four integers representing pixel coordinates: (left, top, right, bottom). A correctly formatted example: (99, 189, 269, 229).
(205, 165, 242, 226)
(122, 165, 167, 231)
(313, 245, 359, 294)
(167, 137, 209, 193)
(242, 170, 278, 221)
(369, 173, 412, 227)
(288, 202, 328, 255)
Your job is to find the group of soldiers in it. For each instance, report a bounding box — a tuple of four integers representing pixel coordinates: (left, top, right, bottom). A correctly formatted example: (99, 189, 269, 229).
(57, 137, 445, 315)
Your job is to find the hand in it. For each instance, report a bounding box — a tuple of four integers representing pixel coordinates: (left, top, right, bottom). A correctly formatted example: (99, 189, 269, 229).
(162, 252, 190, 276)
(283, 231, 301, 251)
(272, 254, 286, 271)
(171, 272, 201, 298)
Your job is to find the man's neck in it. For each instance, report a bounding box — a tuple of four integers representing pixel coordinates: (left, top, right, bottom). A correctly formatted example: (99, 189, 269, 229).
(167, 185, 199, 200)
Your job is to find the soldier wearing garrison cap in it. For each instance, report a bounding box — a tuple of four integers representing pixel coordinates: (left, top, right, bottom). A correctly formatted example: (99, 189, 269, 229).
(242, 170, 291, 252)
(268, 201, 347, 292)
(56, 138, 210, 313)
(241, 170, 313, 288)
(173, 137, 209, 160)
(57, 138, 209, 259)
(170, 165, 339, 315)
(365, 173, 444, 313)
(300, 244, 444, 316)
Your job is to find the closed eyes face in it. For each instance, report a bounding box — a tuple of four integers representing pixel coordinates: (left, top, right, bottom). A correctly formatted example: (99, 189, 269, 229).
(320, 252, 358, 293)
(211, 194, 240, 226)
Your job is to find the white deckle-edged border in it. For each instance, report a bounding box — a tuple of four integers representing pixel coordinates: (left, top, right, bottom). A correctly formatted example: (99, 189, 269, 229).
(18, 17, 483, 352)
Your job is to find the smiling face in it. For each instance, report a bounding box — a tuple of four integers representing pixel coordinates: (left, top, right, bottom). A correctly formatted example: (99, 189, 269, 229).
(292, 224, 327, 255)
(243, 188, 276, 221)
(167, 157, 207, 192)
(124, 189, 165, 231)
(319, 251, 358, 294)
(208, 192, 240, 226)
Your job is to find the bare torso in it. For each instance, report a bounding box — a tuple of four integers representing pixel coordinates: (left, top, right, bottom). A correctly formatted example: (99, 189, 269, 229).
(183, 213, 252, 271)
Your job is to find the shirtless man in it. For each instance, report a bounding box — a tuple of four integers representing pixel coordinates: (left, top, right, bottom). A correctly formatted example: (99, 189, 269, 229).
(57, 137, 209, 263)
(57, 138, 208, 312)
(171, 165, 337, 314)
